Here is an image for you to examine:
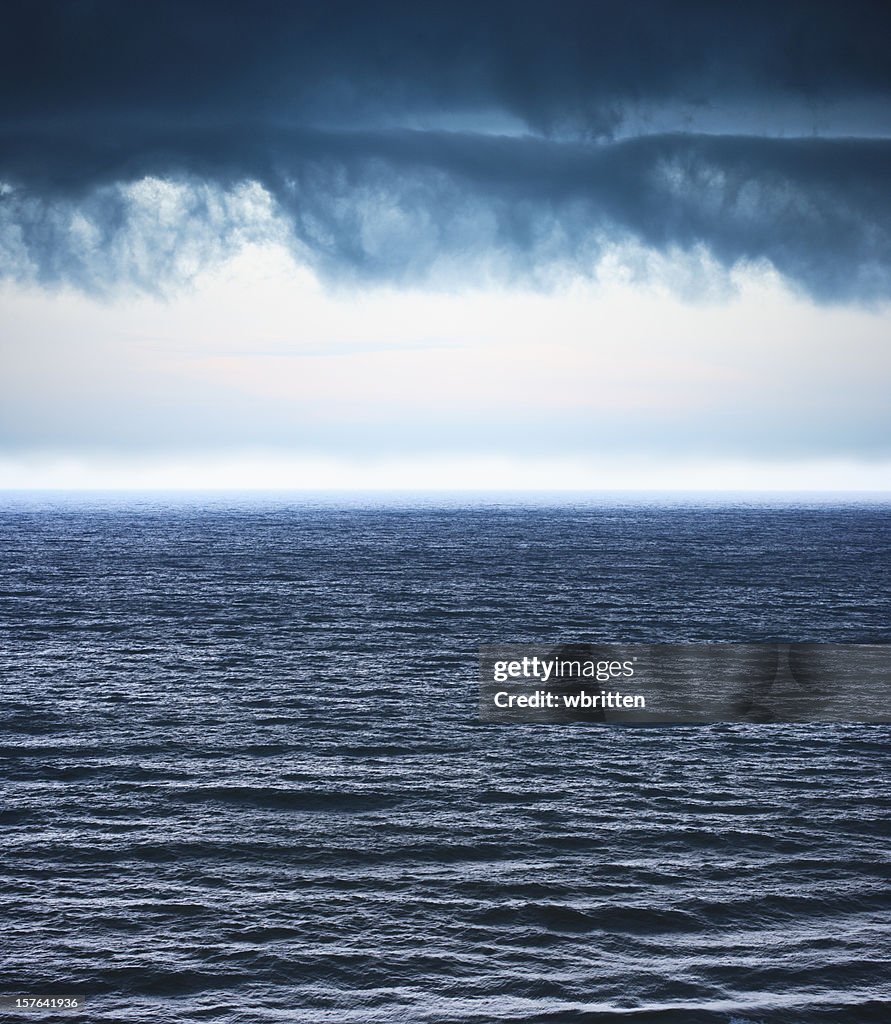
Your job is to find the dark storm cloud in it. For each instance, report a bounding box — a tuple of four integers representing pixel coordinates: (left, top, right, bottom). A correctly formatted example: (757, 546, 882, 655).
(4, 1, 890, 136)
(2, 0, 891, 297)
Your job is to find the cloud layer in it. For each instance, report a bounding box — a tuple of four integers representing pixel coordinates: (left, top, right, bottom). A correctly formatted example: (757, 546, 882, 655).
(2, 2, 891, 298)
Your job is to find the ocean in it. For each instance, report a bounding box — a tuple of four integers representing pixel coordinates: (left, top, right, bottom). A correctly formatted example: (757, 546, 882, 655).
(1, 493, 889, 1023)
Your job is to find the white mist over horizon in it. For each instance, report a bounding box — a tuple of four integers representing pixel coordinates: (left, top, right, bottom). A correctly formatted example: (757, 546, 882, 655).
(2, 451, 889, 493)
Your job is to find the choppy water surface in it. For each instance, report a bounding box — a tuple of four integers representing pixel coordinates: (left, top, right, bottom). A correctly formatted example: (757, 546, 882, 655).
(1, 494, 889, 1023)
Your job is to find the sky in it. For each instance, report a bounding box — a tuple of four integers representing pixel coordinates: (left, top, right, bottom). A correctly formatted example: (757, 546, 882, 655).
(1, 0, 890, 490)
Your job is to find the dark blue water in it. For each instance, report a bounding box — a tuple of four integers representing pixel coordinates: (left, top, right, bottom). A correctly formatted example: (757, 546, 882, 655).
(1, 494, 889, 1023)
